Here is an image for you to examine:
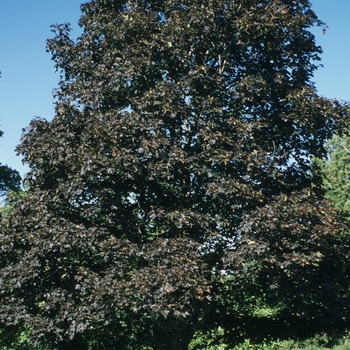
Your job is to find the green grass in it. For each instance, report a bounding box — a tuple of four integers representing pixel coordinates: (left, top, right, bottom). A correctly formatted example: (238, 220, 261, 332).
(2, 325, 350, 349)
(189, 330, 350, 350)
(231, 335, 350, 350)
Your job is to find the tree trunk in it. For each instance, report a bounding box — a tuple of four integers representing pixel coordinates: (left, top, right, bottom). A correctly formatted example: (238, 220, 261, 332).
(152, 329, 195, 350)
(57, 335, 89, 350)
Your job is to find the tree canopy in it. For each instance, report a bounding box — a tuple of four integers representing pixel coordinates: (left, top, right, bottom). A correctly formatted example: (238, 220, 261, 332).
(1, 1, 350, 349)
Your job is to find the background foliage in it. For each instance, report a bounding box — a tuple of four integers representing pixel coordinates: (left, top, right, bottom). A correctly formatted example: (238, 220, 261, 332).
(316, 135, 350, 220)
(0, 128, 21, 198)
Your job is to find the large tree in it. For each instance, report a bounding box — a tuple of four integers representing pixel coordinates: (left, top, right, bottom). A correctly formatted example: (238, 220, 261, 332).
(1, 1, 350, 349)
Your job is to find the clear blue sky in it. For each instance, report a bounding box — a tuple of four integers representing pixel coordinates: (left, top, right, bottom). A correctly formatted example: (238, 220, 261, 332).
(1, 1, 350, 179)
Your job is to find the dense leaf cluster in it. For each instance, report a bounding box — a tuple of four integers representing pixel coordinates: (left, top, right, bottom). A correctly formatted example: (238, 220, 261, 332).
(1, 1, 350, 349)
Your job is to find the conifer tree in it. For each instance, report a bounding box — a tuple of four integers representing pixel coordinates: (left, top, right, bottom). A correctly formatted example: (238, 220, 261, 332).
(317, 135, 350, 219)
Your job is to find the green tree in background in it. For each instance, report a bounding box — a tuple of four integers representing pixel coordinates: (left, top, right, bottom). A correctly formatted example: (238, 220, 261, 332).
(0, 128, 21, 197)
(317, 135, 350, 219)
(0, 162, 21, 197)
(1, 1, 350, 349)
(0, 72, 22, 197)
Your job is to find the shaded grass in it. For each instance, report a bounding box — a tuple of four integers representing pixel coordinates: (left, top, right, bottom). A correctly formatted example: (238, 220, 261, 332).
(190, 331, 350, 350)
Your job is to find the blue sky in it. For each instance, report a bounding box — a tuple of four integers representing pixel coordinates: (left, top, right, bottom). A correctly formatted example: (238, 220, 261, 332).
(1, 1, 350, 179)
